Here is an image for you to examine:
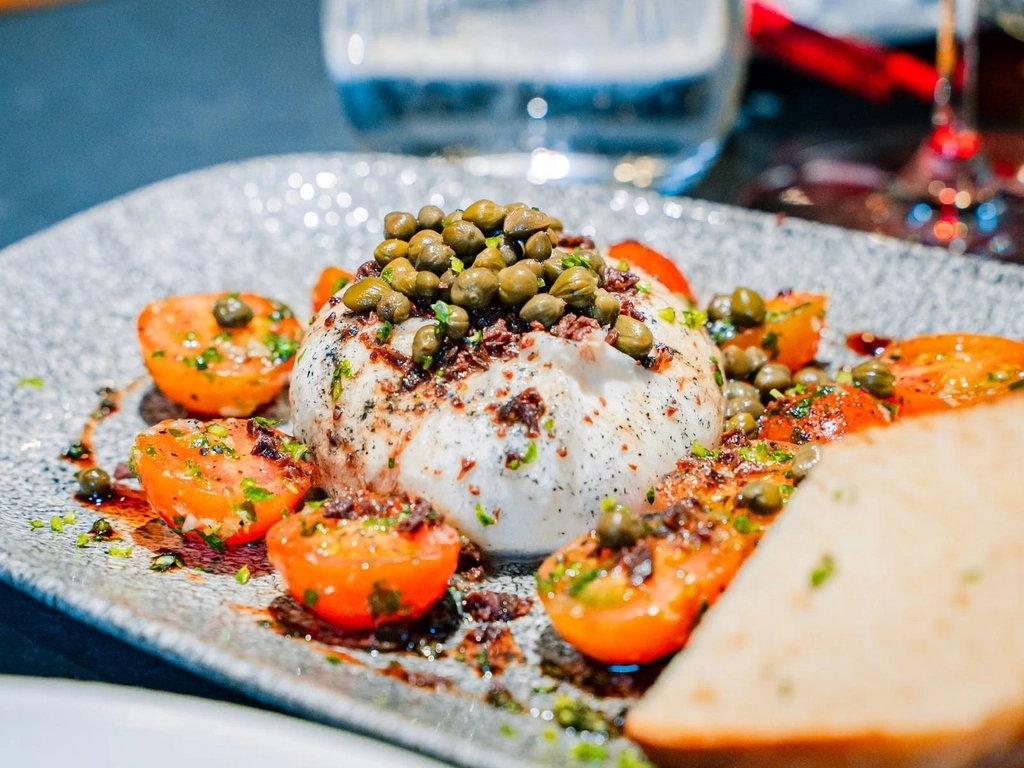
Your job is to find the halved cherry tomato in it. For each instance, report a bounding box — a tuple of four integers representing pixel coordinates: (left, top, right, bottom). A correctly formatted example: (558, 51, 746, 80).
(266, 494, 461, 630)
(131, 418, 314, 550)
(537, 438, 795, 665)
(608, 241, 698, 304)
(758, 384, 890, 444)
(138, 292, 303, 416)
(880, 333, 1024, 417)
(718, 292, 827, 372)
(312, 266, 355, 314)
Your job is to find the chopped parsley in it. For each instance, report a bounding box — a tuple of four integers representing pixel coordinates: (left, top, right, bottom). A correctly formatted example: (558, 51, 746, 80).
(264, 333, 299, 364)
(737, 441, 793, 465)
(18, 376, 44, 388)
(467, 329, 482, 344)
(681, 309, 708, 329)
(475, 503, 496, 527)
(645, 486, 656, 505)
(1010, 379, 1024, 392)
(303, 588, 319, 608)
(690, 440, 719, 459)
(432, 300, 452, 326)
(206, 423, 229, 437)
(330, 275, 350, 294)
(810, 553, 835, 587)
(49, 516, 64, 533)
(450, 256, 465, 274)
(76, 533, 90, 548)
(268, 301, 294, 322)
(761, 330, 780, 359)
(108, 545, 133, 559)
(376, 320, 393, 343)
(241, 477, 274, 502)
(709, 355, 724, 387)
(570, 743, 608, 763)
(28, 520, 45, 530)
(253, 416, 281, 427)
(235, 565, 251, 584)
(499, 723, 517, 738)
(183, 346, 223, 371)
(325, 654, 342, 665)
(368, 580, 405, 620)
(656, 307, 676, 324)
(618, 749, 656, 768)
(635, 280, 651, 294)
(733, 515, 752, 534)
(280, 438, 309, 462)
(150, 553, 183, 572)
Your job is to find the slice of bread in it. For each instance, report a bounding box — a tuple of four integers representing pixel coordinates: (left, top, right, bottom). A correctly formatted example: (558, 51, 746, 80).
(625, 392, 1024, 768)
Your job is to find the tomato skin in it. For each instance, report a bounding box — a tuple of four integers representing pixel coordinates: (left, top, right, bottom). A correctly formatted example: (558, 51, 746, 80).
(267, 506, 461, 631)
(138, 292, 303, 417)
(719, 292, 827, 372)
(311, 266, 355, 314)
(758, 384, 890, 443)
(537, 438, 796, 665)
(132, 418, 314, 549)
(607, 241, 698, 304)
(880, 333, 1024, 417)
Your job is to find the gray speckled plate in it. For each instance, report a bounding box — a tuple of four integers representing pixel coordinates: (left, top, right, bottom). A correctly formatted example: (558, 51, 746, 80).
(2, 154, 1023, 768)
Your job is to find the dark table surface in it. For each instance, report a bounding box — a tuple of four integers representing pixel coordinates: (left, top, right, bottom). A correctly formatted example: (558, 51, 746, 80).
(1, 0, 1020, 718)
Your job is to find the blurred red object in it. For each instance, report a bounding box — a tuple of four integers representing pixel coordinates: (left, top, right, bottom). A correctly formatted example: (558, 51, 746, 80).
(749, 1, 942, 103)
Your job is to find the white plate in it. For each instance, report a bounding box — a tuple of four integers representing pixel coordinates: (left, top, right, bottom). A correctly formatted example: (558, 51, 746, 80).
(0, 676, 447, 768)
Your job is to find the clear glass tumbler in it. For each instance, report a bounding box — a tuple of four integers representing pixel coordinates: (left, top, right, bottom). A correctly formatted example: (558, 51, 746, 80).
(322, 0, 748, 194)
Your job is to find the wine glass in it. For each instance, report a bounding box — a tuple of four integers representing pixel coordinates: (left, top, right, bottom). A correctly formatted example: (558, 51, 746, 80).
(745, 0, 1024, 263)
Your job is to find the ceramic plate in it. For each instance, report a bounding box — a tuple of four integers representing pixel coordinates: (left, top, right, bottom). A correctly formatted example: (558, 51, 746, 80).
(0, 675, 446, 768)
(2, 154, 1023, 768)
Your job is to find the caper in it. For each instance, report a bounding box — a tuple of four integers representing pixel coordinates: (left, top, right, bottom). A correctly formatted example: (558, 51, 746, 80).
(588, 288, 620, 326)
(726, 412, 758, 436)
(578, 249, 606, 277)
(723, 345, 768, 380)
(613, 315, 654, 358)
(504, 201, 529, 213)
(77, 466, 112, 501)
(445, 306, 471, 340)
(503, 207, 552, 239)
(707, 293, 733, 322)
(851, 359, 895, 398)
(412, 324, 443, 366)
(495, 234, 522, 266)
(518, 258, 544, 278)
(723, 380, 759, 401)
(407, 229, 443, 261)
(548, 217, 564, 231)
(524, 231, 553, 261)
(416, 205, 445, 232)
(343, 277, 390, 312)
(212, 295, 254, 329)
(414, 241, 456, 274)
(450, 267, 499, 309)
(496, 263, 539, 306)
(462, 199, 506, 234)
(550, 266, 598, 310)
(472, 247, 507, 272)
(519, 293, 566, 328)
(390, 267, 418, 297)
(791, 443, 821, 482)
(596, 506, 642, 549)
(793, 367, 833, 387)
(754, 363, 793, 397)
(374, 238, 409, 267)
(735, 479, 783, 516)
(725, 395, 764, 421)
(730, 286, 767, 328)
(376, 290, 412, 323)
(443, 220, 486, 261)
(383, 211, 417, 241)
(543, 254, 568, 284)
(412, 270, 440, 298)
(444, 209, 464, 224)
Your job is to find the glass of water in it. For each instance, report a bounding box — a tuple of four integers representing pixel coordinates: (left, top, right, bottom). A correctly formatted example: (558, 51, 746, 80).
(322, 0, 748, 194)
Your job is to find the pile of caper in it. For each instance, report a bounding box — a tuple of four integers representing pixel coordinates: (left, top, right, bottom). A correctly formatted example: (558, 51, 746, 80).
(340, 200, 656, 366)
(707, 286, 896, 436)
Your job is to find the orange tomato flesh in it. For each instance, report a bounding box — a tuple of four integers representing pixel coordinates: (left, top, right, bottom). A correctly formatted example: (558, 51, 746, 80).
(607, 240, 698, 304)
(538, 439, 795, 665)
(132, 418, 314, 549)
(267, 509, 461, 631)
(720, 292, 827, 372)
(138, 292, 303, 417)
(758, 384, 890, 444)
(881, 333, 1024, 417)
(311, 266, 355, 314)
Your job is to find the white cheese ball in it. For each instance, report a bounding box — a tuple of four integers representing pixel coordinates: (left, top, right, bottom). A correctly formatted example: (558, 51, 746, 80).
(291, 270, 725, 560)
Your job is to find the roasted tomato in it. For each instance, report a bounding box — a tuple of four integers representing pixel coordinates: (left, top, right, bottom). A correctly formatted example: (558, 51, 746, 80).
(758, 384, 891, 444)
(537, 436, 798, 665)
(714, 292, 827, 372)
(608, 240, 698, 304)
(266, 492, 461, 631)
(311, 266, 355, 314)
(131, 418, 314, 550)
(880, 333, 1024, 417)
(138, 292, 304, 417)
